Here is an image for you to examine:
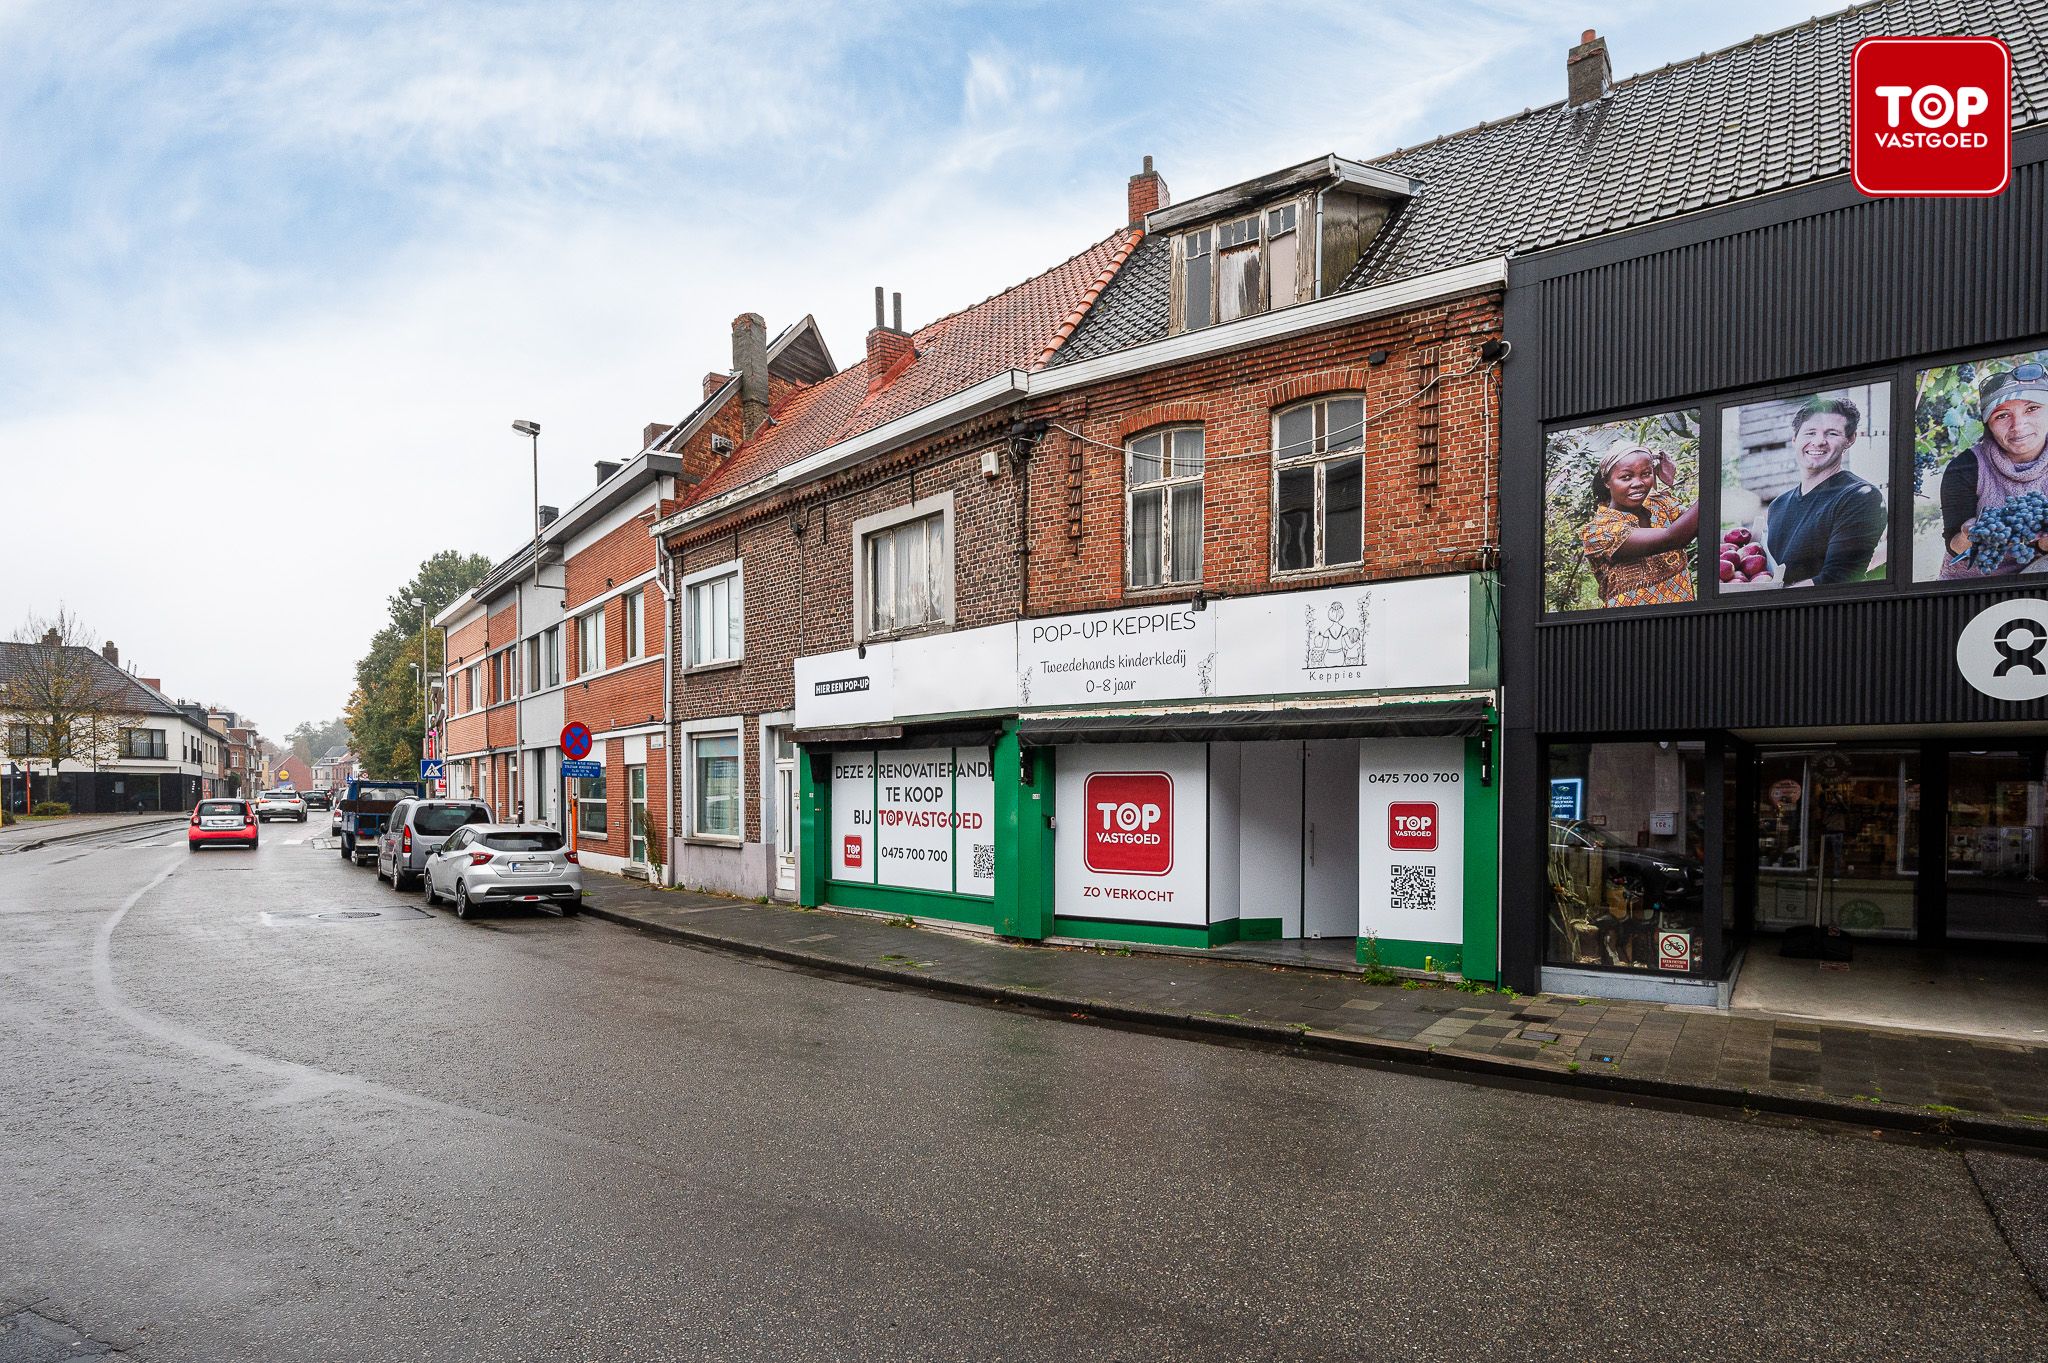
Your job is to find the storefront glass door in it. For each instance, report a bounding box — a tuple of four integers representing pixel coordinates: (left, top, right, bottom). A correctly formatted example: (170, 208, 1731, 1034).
(1753, 747, 1918, 939)
(1946, 752, 2047, 944)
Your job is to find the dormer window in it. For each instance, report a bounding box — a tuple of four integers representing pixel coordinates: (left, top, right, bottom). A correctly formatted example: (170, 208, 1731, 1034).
(1176, 201, 1307, 331)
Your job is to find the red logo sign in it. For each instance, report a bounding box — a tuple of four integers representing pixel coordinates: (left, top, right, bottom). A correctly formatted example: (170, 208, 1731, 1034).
(1388, 802, 1438, 851)
(1083, 771, 1173, 875)
(1852, 37, 2011, 198)
(842, 835, 863, 868)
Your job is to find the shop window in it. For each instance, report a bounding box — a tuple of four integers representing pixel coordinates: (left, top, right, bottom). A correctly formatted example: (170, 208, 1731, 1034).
(1273, 396, 1365, 572)
(1754, 748, 1918, 938)
(1126, 427, 1204, 587)
(1546, 741, 1706, 973)
(694, 733, 740, 839)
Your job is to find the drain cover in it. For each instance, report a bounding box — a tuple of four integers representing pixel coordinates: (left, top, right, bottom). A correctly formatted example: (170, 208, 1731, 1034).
(319, 910, 382, 920)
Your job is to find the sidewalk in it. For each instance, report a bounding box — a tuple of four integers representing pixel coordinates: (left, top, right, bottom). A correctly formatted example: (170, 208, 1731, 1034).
(0, 812, 186, 854)
(580, 879, 2048, 1149)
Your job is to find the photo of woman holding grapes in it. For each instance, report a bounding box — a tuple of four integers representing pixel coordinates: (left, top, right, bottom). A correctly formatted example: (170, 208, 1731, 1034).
(1914, 352, 2048, 581)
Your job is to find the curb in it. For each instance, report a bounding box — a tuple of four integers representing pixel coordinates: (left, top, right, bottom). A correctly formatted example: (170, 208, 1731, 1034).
(0, 815, 188, 855)
(581, 899, 2048, 1154)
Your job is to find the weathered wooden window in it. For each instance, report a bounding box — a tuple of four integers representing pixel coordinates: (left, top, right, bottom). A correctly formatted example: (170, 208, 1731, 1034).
(1175, 200, 1309, 332)
(1273, 396, 1366, 573)
(1267, 205, 1300, 309)
(1215, 215, 1261, 323)
(1126, 427, 1205, 588)
(1183, 229, 1212, 331)
(864, 511, 948, 636)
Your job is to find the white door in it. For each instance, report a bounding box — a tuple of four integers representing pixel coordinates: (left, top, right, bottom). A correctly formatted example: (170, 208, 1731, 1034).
(774, 731, 798, 896)
(628, 765, 649, 865)
(1239, 741, 1305, 937)
(1301, 739, 1360, 939)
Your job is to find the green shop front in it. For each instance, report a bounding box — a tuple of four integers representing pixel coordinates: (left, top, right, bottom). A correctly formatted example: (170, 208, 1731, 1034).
(793, 573, 1502, 980)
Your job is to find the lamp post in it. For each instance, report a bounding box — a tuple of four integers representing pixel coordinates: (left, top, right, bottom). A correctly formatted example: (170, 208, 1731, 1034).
(511, 420, 541, 822)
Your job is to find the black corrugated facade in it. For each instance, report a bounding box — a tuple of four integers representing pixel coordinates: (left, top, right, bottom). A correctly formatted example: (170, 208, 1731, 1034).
(1498, 128, 2048, 994)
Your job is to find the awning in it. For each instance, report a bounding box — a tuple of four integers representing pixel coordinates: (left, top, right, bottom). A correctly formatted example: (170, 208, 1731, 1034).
(794, 722, 1007, 753)
(1015, 698, 1491, 747)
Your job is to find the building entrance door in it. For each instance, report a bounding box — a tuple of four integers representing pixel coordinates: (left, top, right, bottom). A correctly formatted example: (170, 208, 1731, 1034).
(1302, 739, 1359, 938)
(1753, 747, 1919, 940)
(774, 731, 798, 898)
(1946, 751, 2047, 944)
(628, 764, 648, 866)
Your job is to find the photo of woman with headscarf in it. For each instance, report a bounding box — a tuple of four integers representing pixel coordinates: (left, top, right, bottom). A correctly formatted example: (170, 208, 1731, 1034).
(1914, 355, 2048, 580)
(1542, 412, 1702, 612)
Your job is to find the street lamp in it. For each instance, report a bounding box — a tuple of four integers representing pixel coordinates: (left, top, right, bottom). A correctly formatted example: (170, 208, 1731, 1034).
(511, 419, 541, 822)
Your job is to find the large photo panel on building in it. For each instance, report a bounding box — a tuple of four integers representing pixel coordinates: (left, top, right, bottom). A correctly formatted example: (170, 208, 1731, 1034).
(1054, 744, 1207, 927)
(1542, 410, 1701, 612)
(1912, 347, 2048, 582)
(1717, 384, 1891, 591)
(1357, 738, 1464, 951)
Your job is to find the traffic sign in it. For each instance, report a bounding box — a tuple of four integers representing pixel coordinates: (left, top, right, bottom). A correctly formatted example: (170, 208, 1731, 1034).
(562, 760, 602, 779)
(1657, 931, 1693, 972)
(420, 759, 444, 780)
(560, 722, 593, 760)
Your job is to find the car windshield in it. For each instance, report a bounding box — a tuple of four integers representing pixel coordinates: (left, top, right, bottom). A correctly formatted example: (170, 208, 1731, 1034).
(197, 802, 244, 816)
(415, 805, 488, 835)
(483, 831, 564, 852)
(352, 786, 414, 802)
(261, 790, 297, 800)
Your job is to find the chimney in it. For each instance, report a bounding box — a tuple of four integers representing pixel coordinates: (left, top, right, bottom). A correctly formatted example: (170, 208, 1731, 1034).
(1567, 28, 1611, 107)
(1128, 155, 1169, 226)
(731, 312, 770, 437)
(141, 677, 161, 692)
(642, 421, 673, 450)
(703, 371, 729, 400)
(40, 628, 58, 646)
(865, 286, 915, 385)
(102, 640, 118, 666)
(538, 504, 560, 528)
(594, 459, 621, 485)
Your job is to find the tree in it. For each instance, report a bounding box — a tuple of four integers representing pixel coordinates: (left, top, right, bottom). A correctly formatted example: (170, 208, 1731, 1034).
(288, 716, 352, 767)
(0, 610, 134, 785)
(345, 552, 490, 779)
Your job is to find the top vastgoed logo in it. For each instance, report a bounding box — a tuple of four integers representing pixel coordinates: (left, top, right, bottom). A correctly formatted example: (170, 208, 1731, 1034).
(1851, 36, 2012, 198)
(1083, 771, 1174, 875)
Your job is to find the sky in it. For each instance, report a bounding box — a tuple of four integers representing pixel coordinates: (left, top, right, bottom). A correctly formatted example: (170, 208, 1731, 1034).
(0, 0, 1834, 736)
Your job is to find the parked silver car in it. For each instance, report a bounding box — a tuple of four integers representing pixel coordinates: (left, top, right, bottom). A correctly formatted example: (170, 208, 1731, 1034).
(375, 798, 493, 890)
(421, 823, 583, 918)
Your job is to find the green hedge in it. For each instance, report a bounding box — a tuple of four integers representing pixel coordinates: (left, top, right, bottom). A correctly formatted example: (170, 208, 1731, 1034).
(31, 802, 71, 816)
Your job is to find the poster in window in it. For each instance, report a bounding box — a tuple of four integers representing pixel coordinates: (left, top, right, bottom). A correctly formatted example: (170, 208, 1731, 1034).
(1717, 385, 1890, 591)
(1911, 348, 2048, 581)
(1542, 411, 1701, 612)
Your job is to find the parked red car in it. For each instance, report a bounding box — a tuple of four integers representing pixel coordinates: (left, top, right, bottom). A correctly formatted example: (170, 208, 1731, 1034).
(189, 798, 259, 850)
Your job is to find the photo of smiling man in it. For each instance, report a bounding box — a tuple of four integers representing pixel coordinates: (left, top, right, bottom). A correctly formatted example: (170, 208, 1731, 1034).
(1718, 385, 1891, 592)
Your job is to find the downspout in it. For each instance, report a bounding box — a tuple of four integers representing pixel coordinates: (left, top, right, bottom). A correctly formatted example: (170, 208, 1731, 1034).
(659, 526, 679, 888)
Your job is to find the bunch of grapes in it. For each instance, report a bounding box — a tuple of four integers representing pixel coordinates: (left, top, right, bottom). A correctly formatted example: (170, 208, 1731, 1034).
(1718, 527, 1772, 584)
(1966, 491, 2048, 571)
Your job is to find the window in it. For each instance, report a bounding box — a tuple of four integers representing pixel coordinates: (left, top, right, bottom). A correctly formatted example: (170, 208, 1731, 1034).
(863, 512, 947, 636)
(576, 771, 607, 837)
(1273, 395, 1366, 572)
(686, 567, 743, 666)
(542, 626, 561, 688)
(624, 590, 644, 661)
(484, 830, 565, 852)
(122, 728, 167, 760)
(524, 637, 541, 692)
(577, 609, 605, 675)
(693, 734, 740, 838)
(1127, 428, 1205, 587)
(7, 724, 30, 756)
(1545, 741, 1706, 974)
(1178, 201, 1306, 331)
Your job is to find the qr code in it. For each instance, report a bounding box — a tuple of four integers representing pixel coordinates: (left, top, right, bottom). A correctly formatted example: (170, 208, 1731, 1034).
(971, 843, 995, 881)
(1390, 864, 1437, 913)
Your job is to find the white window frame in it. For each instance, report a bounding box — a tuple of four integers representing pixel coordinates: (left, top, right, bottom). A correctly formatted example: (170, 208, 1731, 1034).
(682, 559, 744, 668)
(1176, 199, 1308, 333)
(542, 626, 561, 688)
(1124, 426, 1205, 588)
(575, 769, 607, 838)
(851, 492, 955, 643)
(576, 608, 605, 677)
(624, 589, 644, 661)
(1271, 394, 1367, 575)
(690, 729, 743, 843)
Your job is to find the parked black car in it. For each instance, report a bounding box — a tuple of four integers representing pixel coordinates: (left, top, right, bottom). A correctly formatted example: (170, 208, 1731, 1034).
(303, 789, 331, 810)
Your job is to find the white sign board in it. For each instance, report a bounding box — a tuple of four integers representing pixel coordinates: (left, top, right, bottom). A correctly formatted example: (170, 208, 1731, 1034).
(1216, 576, 1470, 699)
(796, 645, 896, 729)
(1357, 737, 1465, 947)
(1019, 604, 1215, 709)
(1956, 597, 2048, 702)
(1054, 743, 1207, 927)
(828, 747, 994, 898)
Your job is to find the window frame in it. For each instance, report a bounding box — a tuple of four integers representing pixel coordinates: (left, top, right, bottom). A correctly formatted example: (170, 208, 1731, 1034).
(1124, 425, 1206, 589)
(683, 559, 745, 669)
(1174, 197, 1311, 333)
(542, 626, 561, 688)
(121, 727, 168, 760)
(576, 608, 605, 676)
(850, 493, 955, 643)
(624, 589, 644, 661)
(1271, 394, 1369, 575)
(691, 731, 743, 842)
(575, 770, 607, 838)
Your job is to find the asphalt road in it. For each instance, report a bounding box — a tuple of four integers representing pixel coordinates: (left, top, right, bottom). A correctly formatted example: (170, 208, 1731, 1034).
(2, 821, 2043, 1362)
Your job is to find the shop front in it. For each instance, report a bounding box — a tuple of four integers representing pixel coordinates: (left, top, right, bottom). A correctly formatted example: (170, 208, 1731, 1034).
(1501, 132, 2048, 1031)
(795, 573, 1501, 978)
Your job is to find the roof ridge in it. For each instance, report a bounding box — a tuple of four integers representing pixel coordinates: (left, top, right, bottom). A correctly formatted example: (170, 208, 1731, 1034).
(1369, 0, 1902, 165)
(1037, 229, 1145, 367)
(906, 227, 1135, 342)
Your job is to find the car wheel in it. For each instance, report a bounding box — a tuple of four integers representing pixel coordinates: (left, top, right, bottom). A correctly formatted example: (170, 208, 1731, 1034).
(454, 881, 473, 920)
(298, 814, 306, 823)
(187, 843, 199, 853)
(422, 873, 438, 906)
(395, 868, 415, 891)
